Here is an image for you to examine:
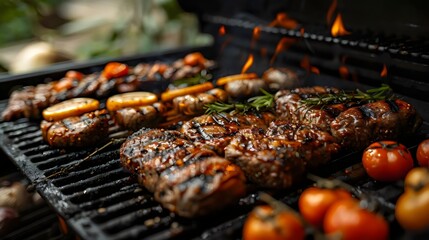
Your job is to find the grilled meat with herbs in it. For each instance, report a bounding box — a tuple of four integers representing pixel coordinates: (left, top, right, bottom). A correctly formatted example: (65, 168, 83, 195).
(155, 149, 246, 217)
(120, 128, 196, 192)
(225, 127, 307, 189)
(180, 112, 275, 155)
(330, 99, 422, 150)
(119, 128, 246, 217)
(266, 121, 341, 168)
(40, 110, 110, 149)
(274, 86, 342, 131)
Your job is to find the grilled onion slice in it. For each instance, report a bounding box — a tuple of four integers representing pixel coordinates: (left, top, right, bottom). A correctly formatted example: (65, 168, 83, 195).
(106, 92, 158, 111)
(42, 98, 99, 121)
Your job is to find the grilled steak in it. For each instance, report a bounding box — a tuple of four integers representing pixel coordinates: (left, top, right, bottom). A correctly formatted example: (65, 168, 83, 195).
(120, 128, 246, 217)
(120, 128, 196, 192)
(40, 110, 110, 149)
(180, 112, 275, 155)
(155, 149, 246, 217)
(266, 121, 341, 168)
(330, 99, 423, 150)
(225, 127, 306, 189)
(112, 102, 167, 131)
(275, 86, 342, 131)
(1, 84, 56, 121)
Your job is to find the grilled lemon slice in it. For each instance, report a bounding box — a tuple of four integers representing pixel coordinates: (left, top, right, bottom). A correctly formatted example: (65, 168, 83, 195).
(106, 92, 158, 111)
(43, 98, 100, 121)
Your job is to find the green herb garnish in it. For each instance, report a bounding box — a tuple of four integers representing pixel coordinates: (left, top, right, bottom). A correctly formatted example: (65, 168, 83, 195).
(204, 89, 274, 114)
(300, 84, 394, 107)
(171, 71, 212, 87)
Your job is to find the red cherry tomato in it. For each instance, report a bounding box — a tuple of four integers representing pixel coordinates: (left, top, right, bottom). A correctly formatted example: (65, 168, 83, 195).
(102, 62, 129, 79)
(183, 52, 206, 67)
(243, 205, 305, 240)
(416, 139, 429, 167)
(65, 70, 84, 81)
(362, 141, 414, 182)
(298, 187, 352, 228)
(54, 71, 85, 92)
(324, 198, 389, 240)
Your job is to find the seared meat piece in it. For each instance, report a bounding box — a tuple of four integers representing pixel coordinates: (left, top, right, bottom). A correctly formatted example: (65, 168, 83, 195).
(275, 86, 342, 131)
(40, 110, 110, 149)
(172, 88, 228, 116)
(2, 84, 56, 121)
(224, 79, 267, 99)
(266, 121, 341, 168)
(331, 99, 422, 150)
(262, 67, 300, 91)
(120, 128, 196, 192)
(112, 102, 167, 130)
(225, 127, 306, 189)
(181, 112, 275, 155)
(120, 129, 246, 217)
(155, 149, 246, 217)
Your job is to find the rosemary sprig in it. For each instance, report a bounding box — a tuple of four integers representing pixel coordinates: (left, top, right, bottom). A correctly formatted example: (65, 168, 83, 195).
(204, 88, 274, 114)
(300, 84, 394, 107)
(171, 71, 212, 87)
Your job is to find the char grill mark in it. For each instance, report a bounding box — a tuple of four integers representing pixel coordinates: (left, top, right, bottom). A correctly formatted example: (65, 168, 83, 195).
(40, 110, 110, 149)
(120, 128, 194, 192)
(330, 99, 422, 150)
(155, 152, 246, 218)
(1, 84, 56, 121)
(180, 112, 275, 155)
(266, 121, 341, 168)
(225, 127, 307, 189)
(274, 86, 342, 131)
(119, 129, 246, 217)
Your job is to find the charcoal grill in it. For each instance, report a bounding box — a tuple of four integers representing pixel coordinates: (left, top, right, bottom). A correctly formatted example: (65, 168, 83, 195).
(1, 1, 429, 239)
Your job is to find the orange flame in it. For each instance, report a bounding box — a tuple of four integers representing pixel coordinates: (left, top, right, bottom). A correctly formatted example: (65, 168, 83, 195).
(251, 26, 261, 48)
(339, 65, 350, 79)
(269, 13, 298, 29)
(270, 37, 296, 65)
(331, 14, 350, 37)
(253, 26, 261, 40)
(300, 56, 320, 75)
(241, 54, 254, 74)
(380, 64, 388, 77)
(326, 0, 338, 25)
(219, 25, 226, 36)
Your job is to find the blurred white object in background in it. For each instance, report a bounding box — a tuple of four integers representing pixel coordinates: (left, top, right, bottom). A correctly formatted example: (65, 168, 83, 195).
(10, 41, 72, 74)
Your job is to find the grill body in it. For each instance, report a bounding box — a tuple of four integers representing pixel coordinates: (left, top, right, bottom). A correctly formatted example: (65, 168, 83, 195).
(1, 8, 429, 239)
